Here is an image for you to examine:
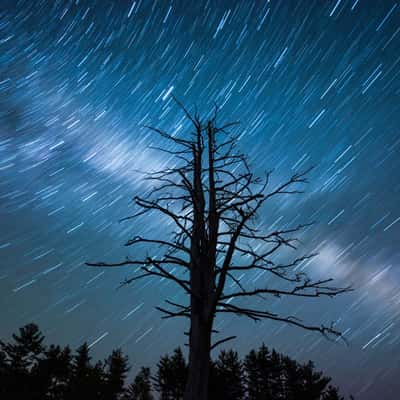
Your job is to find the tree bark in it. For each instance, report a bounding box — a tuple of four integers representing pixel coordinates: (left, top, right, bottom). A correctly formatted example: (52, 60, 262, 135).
(183, 312, 212, 400)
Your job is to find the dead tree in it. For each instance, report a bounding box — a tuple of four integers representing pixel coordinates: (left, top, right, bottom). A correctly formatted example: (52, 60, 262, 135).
(87, 98, 351, 400)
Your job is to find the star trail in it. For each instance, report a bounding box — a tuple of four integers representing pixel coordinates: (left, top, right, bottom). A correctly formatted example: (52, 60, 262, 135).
(1, 1, 399, 399)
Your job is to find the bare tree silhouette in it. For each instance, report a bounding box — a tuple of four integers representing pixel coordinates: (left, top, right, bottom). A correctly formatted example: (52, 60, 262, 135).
(87, 98, 352, 400)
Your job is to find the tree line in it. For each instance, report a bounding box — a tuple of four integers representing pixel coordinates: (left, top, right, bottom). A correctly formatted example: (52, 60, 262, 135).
(0, 323, 353, 400)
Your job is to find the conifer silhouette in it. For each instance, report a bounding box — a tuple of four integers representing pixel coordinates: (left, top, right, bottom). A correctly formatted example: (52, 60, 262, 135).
(0, 323, 354, 399)
(125, 367, 153, 400)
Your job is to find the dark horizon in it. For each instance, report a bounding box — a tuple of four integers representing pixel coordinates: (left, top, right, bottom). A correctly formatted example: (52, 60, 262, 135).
(0, 322, 350, 399)
(1, 1, 399, 399)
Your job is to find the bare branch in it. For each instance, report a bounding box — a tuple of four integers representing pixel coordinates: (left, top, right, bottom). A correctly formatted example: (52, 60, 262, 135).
(210, 335, 237, 350)
(216, 302, 344, 340)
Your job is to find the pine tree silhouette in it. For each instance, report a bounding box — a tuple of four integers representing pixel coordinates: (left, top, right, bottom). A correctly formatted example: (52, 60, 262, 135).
(0, 323, 45, 398)
(68, 342, 105, 400)
(125, 367, 154, 400)
(0, 348, 7, 397)
(154, 348, 187, 400)
(0, 324, 354, 400)
(104, 349, 130, 399)
(281, 356, 303, 400)
(36, 344, 72, 399)
(268, 350, 283, 400)
(298, 360, 331, 400)
(244, 344, 274, 400)
(209, 349, 244, 400)
(2, 323, 44, 370)
(323, 385, 344, 400)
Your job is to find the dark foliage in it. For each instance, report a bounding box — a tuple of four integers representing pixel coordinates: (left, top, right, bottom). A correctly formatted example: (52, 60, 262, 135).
(105, 349, 130, 399)
(209, 350, 245, 400)
(153, 347, 187, 400)
(125, 367, 153, 400)
(0, 324, 353, 400)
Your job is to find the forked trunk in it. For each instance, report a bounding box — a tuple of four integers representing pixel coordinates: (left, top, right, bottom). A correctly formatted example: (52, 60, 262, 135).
(184, 123, 215, 400)
(183, 313, 212, 400)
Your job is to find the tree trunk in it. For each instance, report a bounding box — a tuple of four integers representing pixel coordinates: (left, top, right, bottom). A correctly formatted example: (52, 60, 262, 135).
(183, 313, 212, 400)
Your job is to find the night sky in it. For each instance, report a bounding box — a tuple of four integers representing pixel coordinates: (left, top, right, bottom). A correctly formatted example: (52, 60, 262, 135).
(1, 0, 400, 398)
